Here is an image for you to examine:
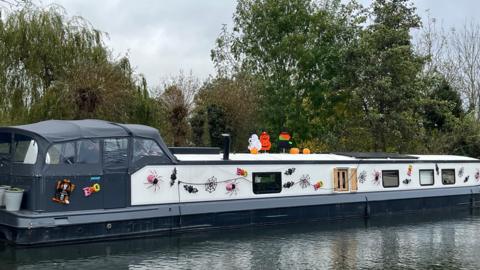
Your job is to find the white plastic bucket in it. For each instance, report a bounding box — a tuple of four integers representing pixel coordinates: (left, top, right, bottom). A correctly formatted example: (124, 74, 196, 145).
(5, 188, 24, 211)
(0, 185, 11, 207)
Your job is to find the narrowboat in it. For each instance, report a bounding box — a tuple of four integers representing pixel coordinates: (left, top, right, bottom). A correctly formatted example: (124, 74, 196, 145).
(0, 119, 479, 245)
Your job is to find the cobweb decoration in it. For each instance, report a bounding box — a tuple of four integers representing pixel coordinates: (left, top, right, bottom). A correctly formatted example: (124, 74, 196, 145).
(205, 176, 218, 193)
(145, 170, 162, 191)
(459, 167, 465, 177)
(299, 175, 311, 189)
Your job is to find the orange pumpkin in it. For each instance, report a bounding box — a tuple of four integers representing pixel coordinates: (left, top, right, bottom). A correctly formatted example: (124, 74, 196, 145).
(290, 148, 300, 154)
(302, 148, 311, 154)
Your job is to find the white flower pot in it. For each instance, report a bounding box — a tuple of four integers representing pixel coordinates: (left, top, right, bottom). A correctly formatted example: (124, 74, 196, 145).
(5, 188, 24, 211)
(0, 185, 11, 207)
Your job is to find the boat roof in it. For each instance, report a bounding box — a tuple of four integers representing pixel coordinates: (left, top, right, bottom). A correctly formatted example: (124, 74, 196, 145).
(2, 119, 162, 143)
(175, 153, 479, 162)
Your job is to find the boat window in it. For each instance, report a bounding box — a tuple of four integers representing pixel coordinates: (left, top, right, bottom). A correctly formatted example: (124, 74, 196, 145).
(0, 133, 10, 155)
(46, 142, 76, 165)
(13, 134, 38, 164)
(382, 170, 399, 188)
(133, 138, 165, 163)
(76, 139, 100, 164)
(104, 138, 128, 167)
(252, 172, 282, 194)
(442, 169, 455, 185)
(419, 170, 434, 186)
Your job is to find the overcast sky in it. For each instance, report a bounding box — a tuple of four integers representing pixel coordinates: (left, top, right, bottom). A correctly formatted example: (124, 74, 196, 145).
(37, 0, 477, 87)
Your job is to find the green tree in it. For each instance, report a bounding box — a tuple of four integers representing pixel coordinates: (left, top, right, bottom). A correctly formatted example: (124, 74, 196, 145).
(230, 0, 363, 143)
(349, 0, 425, 152)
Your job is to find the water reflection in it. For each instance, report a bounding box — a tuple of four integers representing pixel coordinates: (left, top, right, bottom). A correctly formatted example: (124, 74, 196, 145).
(2, 210, 480, 270)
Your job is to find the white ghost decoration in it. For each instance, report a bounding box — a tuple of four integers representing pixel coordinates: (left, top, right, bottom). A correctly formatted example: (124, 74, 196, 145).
(248, 134, 262, 152)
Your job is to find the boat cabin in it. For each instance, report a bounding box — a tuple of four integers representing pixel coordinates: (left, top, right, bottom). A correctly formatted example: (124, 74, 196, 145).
(0, 119, 175, 212)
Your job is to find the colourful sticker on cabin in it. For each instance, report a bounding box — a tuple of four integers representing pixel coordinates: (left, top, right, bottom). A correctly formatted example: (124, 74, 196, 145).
(83, 183, 101, 197)
(52, 179, 75, 204)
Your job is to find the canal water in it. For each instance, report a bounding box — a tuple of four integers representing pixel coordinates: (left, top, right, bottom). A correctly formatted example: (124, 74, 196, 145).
(2, 210, 480, 270)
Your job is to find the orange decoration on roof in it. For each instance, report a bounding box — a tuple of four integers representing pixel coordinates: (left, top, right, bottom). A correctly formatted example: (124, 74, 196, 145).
(259, 131, 271, 151)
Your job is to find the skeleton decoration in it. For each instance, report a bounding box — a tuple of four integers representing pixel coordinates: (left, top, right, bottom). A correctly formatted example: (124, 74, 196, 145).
(52, 179, 75, 204)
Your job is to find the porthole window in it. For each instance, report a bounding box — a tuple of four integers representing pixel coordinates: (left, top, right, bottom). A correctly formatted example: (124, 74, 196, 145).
(419, 170, 434, 186)
(442, 169, 455, 185)
(382, 170, 399, 188)
(252, 172, 282, 194)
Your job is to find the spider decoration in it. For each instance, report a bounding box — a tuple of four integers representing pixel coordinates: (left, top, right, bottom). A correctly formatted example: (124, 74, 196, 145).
(299, 175, 311, 189)
(435, 163, 439, 175)
(170, 168, 177, 187)
(372, 170, 381, 185)
(283, 181, 295, 188)
(145, 170, 162, 191)
(183, 185, 198, 194)
(359, 171, 367, 184)
(226, 180, 239, 196)
(403, 178, 411, 184)
(284, 168, 296, 176)
(459, 167, 465, 177)
(475, 169, 480, 181)
(464, 176, 470, 183)
(205, 176, 218, 193)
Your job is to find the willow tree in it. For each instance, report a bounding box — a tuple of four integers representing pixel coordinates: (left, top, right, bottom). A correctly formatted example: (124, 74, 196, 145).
(0, 3, 153, 125)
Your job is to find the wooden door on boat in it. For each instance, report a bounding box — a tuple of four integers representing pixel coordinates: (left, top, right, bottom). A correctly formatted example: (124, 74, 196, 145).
(334, 168, 349, 192)
(333, 168, 358, 192)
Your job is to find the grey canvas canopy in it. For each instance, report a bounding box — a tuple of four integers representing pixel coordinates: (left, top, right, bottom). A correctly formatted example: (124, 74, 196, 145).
(0, 119, 176, 173)
(12, 119, 164, 144)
